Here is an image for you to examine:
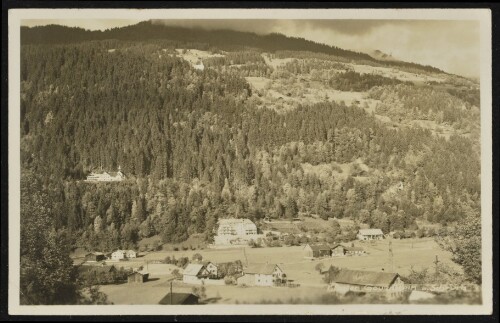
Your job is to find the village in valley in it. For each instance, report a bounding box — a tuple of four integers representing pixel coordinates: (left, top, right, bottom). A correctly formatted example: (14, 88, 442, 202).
(75, 207, 457, 305)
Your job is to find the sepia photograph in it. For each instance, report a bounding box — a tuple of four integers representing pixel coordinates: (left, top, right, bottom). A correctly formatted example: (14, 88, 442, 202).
(7, 7, 493, 316)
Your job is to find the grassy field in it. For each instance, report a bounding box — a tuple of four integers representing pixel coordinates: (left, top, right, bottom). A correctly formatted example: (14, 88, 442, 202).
(98, 237, 458, 304)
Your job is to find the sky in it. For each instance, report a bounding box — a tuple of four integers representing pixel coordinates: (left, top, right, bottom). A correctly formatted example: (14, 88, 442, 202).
(22, 19, 480, 78)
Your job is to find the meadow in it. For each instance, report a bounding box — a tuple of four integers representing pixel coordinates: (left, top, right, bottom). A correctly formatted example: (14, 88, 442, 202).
(98, 237, 458, 304)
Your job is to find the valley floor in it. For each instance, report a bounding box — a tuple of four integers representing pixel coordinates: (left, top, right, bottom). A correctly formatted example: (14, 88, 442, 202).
(98, 238, 459, 304)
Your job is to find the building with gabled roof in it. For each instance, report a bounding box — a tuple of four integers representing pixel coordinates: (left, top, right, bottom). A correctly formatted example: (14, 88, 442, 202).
(303, 244, 332, 258)
(202, 261, 218, 278)
(85, 166, 125, 182)
(237, 263, 286, 287)
(85, 251, 106, 262)
(127, 270, 149, 284)
(357, 228, 384, 241)
(331, 244, 347, 257)
(331, 269, 404, 298)
(214, 218, 262, 245)
(111, 249, 137, 260)
(182, 263, 209, 284)
(344, 246, 365, 256)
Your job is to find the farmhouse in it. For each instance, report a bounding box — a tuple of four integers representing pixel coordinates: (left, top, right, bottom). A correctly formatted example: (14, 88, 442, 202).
(331, 269, 405, 298)
(303, 244, 332, 258)
(357, 228, 384, 241)
(182, 264, 210, 284)
(85, 252, 105, 262)
(125, 250, 137, 258)
(111, 249, 137, 260)
(85, 166, 125, 182)
(237, 263, 286, 287)
(331, 245, 347, 257)
(127, 270, 149, 284)
(344, 246, 365, 256)
(202, 261, 218, 279)
(159, 293, 199, 305)
(214, 218, 262, 245)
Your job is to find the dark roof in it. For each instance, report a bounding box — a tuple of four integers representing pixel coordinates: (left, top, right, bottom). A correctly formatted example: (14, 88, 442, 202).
(334, 269, 399, 288)
(183, 264, 205, 276)
(245, 263, 280, 275)
(159, 293, 199, 305)
(308, 244, 331, 252)
(202, 261, 215, 267)
(128, 271, 148, 277)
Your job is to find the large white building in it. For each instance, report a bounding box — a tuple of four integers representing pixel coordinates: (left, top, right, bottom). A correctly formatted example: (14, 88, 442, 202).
(85, 166, 125, 182)
(214, 218, 262, 245)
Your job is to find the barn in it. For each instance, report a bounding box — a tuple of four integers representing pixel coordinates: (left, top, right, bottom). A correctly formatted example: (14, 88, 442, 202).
(182, 264, 209, 284)
(331, 244, 346, 257)
(127, 271, 149, 284)
(85, 252, 105, 262)
(331, 269, 405, 298)
(303, 244, 332, 258)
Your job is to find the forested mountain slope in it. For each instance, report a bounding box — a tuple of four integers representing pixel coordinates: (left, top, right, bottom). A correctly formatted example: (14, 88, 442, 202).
(20, 26, 480, 257)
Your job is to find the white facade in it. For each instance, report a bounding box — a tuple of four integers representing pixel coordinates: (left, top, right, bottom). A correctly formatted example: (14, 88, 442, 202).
(237, 264, 286, 287)
(357, 229, 384, 241)
(182, 264, 209, 284)
(111, 249, 137, 260)
(194, 61, 205, 71)
(111, 250, 125, 260)
(85, 167, 125, 182)
(204, 262, 218, 278)
(214, 218, 261, 245)
(125, 250, 137, 258)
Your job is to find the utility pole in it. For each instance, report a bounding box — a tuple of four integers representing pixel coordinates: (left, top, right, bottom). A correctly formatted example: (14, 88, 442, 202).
(389, 241, 394, 272)
(434, 255, 440, 276)
(170, 281, 173, 305)
(243, 247, 248, 266)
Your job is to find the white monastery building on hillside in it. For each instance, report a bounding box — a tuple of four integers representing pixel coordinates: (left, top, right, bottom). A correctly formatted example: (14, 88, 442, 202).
(214, 218, 262, 245)
(85, 166, 126, 182)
